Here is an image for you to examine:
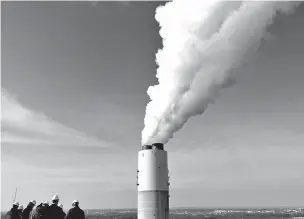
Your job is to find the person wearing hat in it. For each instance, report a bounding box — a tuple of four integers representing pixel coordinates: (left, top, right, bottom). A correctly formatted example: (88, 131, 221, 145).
(64, 200, 85, 219)
(17, 205, 24, 218)
(42, 201, 49, 208)
(5, 202, 20, 219)
(29, 201, 46, 219)
(43, 194, 63, 219)
(21, 200, 36, 219)
(58, 204, 66, 218)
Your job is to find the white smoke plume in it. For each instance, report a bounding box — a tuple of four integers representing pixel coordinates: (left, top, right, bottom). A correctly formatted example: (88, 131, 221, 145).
(142, 1, 300, 145)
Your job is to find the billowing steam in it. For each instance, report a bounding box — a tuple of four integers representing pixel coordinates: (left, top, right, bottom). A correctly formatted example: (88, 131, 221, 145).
(142, 1, 300, 145)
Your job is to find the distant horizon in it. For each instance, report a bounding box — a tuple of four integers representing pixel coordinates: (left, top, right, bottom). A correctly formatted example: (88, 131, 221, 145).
(1, 206, 304, 212)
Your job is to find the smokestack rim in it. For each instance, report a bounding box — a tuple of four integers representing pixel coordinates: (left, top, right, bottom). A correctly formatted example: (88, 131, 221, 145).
(141, 145, 153, 150)
(141, 143, 164, 150)
(152, 143, 164, 150)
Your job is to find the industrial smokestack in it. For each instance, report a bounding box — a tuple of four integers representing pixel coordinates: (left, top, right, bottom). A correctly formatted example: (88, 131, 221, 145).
(137, 143, 169, 219)
(142, 1, 300, 145)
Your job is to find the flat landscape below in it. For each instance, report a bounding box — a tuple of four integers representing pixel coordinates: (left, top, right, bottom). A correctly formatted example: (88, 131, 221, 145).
(2, 207, 304, 219)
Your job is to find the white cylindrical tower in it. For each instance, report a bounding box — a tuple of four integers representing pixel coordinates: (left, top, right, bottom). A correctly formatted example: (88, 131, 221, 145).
(137, 143, 169, 219)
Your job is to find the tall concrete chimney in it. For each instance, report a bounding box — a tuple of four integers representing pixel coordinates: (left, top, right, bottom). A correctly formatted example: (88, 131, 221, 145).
(137, 143, 169, 219)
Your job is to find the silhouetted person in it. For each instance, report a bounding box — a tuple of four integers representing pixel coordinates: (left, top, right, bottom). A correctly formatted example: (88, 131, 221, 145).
(5, 202, 20, 219)
(30, 202, 45, 219)
(42, 201, 49, 208)
(58, 204, 66, 218)
(16, 205, 24, 219)
(44, 194, 63, 219)
(21, 200, 36, 219)
(64, 200, 85, 219)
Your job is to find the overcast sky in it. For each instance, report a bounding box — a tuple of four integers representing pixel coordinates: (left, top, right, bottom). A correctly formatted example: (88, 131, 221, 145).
(1, 1, 304, 210)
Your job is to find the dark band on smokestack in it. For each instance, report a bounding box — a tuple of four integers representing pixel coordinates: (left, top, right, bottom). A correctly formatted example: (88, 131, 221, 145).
(152, 143, 164, 150)
(142, 143, 164, 150)
(142, 145, 153, 150)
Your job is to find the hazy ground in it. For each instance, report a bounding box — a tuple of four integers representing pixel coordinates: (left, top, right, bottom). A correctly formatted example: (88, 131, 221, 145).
(3, 208, 303, 219)
(84, 208, 304, 219)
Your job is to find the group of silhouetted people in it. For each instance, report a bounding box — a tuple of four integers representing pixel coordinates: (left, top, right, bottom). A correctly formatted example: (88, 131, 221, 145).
(5, 194, 85, 219)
